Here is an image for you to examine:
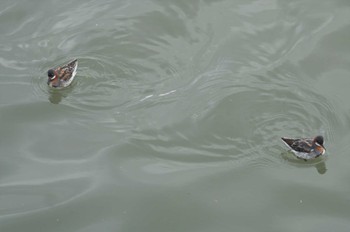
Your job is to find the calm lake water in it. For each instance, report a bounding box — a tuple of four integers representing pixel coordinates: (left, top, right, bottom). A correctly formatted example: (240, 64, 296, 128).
(1, 0, 350, 231)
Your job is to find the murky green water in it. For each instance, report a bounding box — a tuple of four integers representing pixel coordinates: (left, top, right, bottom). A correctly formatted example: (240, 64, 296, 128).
(1, 0, 350, 231)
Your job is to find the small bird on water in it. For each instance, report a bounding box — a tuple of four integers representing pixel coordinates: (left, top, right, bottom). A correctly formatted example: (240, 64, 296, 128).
(47, 59, 78, 88)
(281, 135, 326, 161)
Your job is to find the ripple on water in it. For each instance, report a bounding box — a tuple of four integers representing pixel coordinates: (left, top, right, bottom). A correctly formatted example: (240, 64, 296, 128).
(30, 0, 339, 174)
(120, 65, 338, 171)
(33, 56, 128, 109)
(246, 73, 336, 164)
(0, 176, 93, 217)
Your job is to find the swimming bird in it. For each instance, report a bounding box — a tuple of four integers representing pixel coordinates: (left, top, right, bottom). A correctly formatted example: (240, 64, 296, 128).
(281, 135, 326, 161)
(47, 59, 78, 88)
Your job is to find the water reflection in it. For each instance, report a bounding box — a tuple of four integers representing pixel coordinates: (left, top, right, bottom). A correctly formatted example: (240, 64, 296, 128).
(281, 151, 327, 175)
(314, 161, 327, 175)
(48, 86, 74, 104)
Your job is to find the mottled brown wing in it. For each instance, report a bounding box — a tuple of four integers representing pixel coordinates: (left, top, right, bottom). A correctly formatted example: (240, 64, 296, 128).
(290, 139, 312, 153)
(281, 137, 312, 153)
(56, 59, 77, 81)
